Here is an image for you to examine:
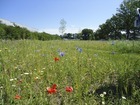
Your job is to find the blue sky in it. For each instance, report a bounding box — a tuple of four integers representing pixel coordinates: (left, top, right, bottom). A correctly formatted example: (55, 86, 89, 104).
(0, 0, 123, 34)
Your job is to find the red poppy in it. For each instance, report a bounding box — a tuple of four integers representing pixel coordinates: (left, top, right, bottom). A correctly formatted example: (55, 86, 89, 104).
(47, 84, 57, 94)
(47, 87, 57, 94)
(14, 94, 21, 99)
(66, 86, 73, 92)
(52, 84, 57, 89)
(54, 57, 59, 61)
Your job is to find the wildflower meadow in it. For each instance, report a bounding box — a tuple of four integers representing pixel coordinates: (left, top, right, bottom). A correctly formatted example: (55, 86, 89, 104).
(0, 40, 140, 105)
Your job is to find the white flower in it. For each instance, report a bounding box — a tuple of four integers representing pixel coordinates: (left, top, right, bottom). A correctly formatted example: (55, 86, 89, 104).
(122, 96, 126, 100)
(10, 79, 14, 81)
(21, 74, 23, 76)
(0, 86, 3, 89)
(14, 78, 17, 80)
(10, 78, 17, 81)
(103, 92, 106, 95)
(24, 72, 29, 75)
(100, 94, 104, 97)
(102, 101, 105, 105)
(35, 77, 39, 80)
(12, 85, 16, 87)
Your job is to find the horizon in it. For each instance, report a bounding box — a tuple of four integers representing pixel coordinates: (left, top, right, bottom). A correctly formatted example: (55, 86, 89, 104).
(0, 0, 123, 35)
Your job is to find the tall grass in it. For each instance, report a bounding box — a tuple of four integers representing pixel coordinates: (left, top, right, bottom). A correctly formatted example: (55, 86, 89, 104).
(0, 40, 140, 105)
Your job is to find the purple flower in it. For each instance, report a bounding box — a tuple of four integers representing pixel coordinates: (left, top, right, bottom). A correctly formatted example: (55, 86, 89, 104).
(78, 48, 82, 53)
(59, 52, 65, 57)
(76, 47, 82, 53)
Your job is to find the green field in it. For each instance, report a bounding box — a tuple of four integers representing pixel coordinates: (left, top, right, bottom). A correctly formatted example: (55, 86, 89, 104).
(0, 40, 140, 105)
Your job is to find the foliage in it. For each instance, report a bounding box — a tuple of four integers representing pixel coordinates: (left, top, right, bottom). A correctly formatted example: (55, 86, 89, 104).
(81, 28, 94, 40)
(62, 33, 78, 39)
(95, 0, 140, 40)
(0, 40, 140, 105)
(0, 23, 61, 40)
(115, 40, 140, 53)
(0, 27, 6, 39)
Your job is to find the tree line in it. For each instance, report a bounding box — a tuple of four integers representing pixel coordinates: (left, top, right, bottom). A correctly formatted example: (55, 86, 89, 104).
(61, 0, 140, 40)
(0, 23, 61, 41)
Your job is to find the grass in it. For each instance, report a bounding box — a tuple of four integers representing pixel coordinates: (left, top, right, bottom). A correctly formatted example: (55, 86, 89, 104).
(0, 40, 140, 105)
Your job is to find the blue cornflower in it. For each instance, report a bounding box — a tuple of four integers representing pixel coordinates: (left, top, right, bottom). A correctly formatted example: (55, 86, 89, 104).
(78, 48, 82, 53)
(76, 47, 82, 53)
(59, 52, 65, 57)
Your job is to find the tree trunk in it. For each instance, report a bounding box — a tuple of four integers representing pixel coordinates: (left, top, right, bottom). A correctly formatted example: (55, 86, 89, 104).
(126, 29, 130, 39)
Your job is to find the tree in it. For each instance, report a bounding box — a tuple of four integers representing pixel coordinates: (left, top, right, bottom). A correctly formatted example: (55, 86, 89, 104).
(117, 0, 140, 39)
(94, 0, 140, 40)
(81, 28, 94, 40)
(108, 15, 122, 39)
(59, 19, 66, 35)
(94, 22, 111, 40)
(0, 27, 6, 39)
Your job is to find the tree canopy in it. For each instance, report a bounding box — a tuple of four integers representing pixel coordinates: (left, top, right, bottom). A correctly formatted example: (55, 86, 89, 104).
(95, 0, 140, 40)
(0, 23, 61, 40)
